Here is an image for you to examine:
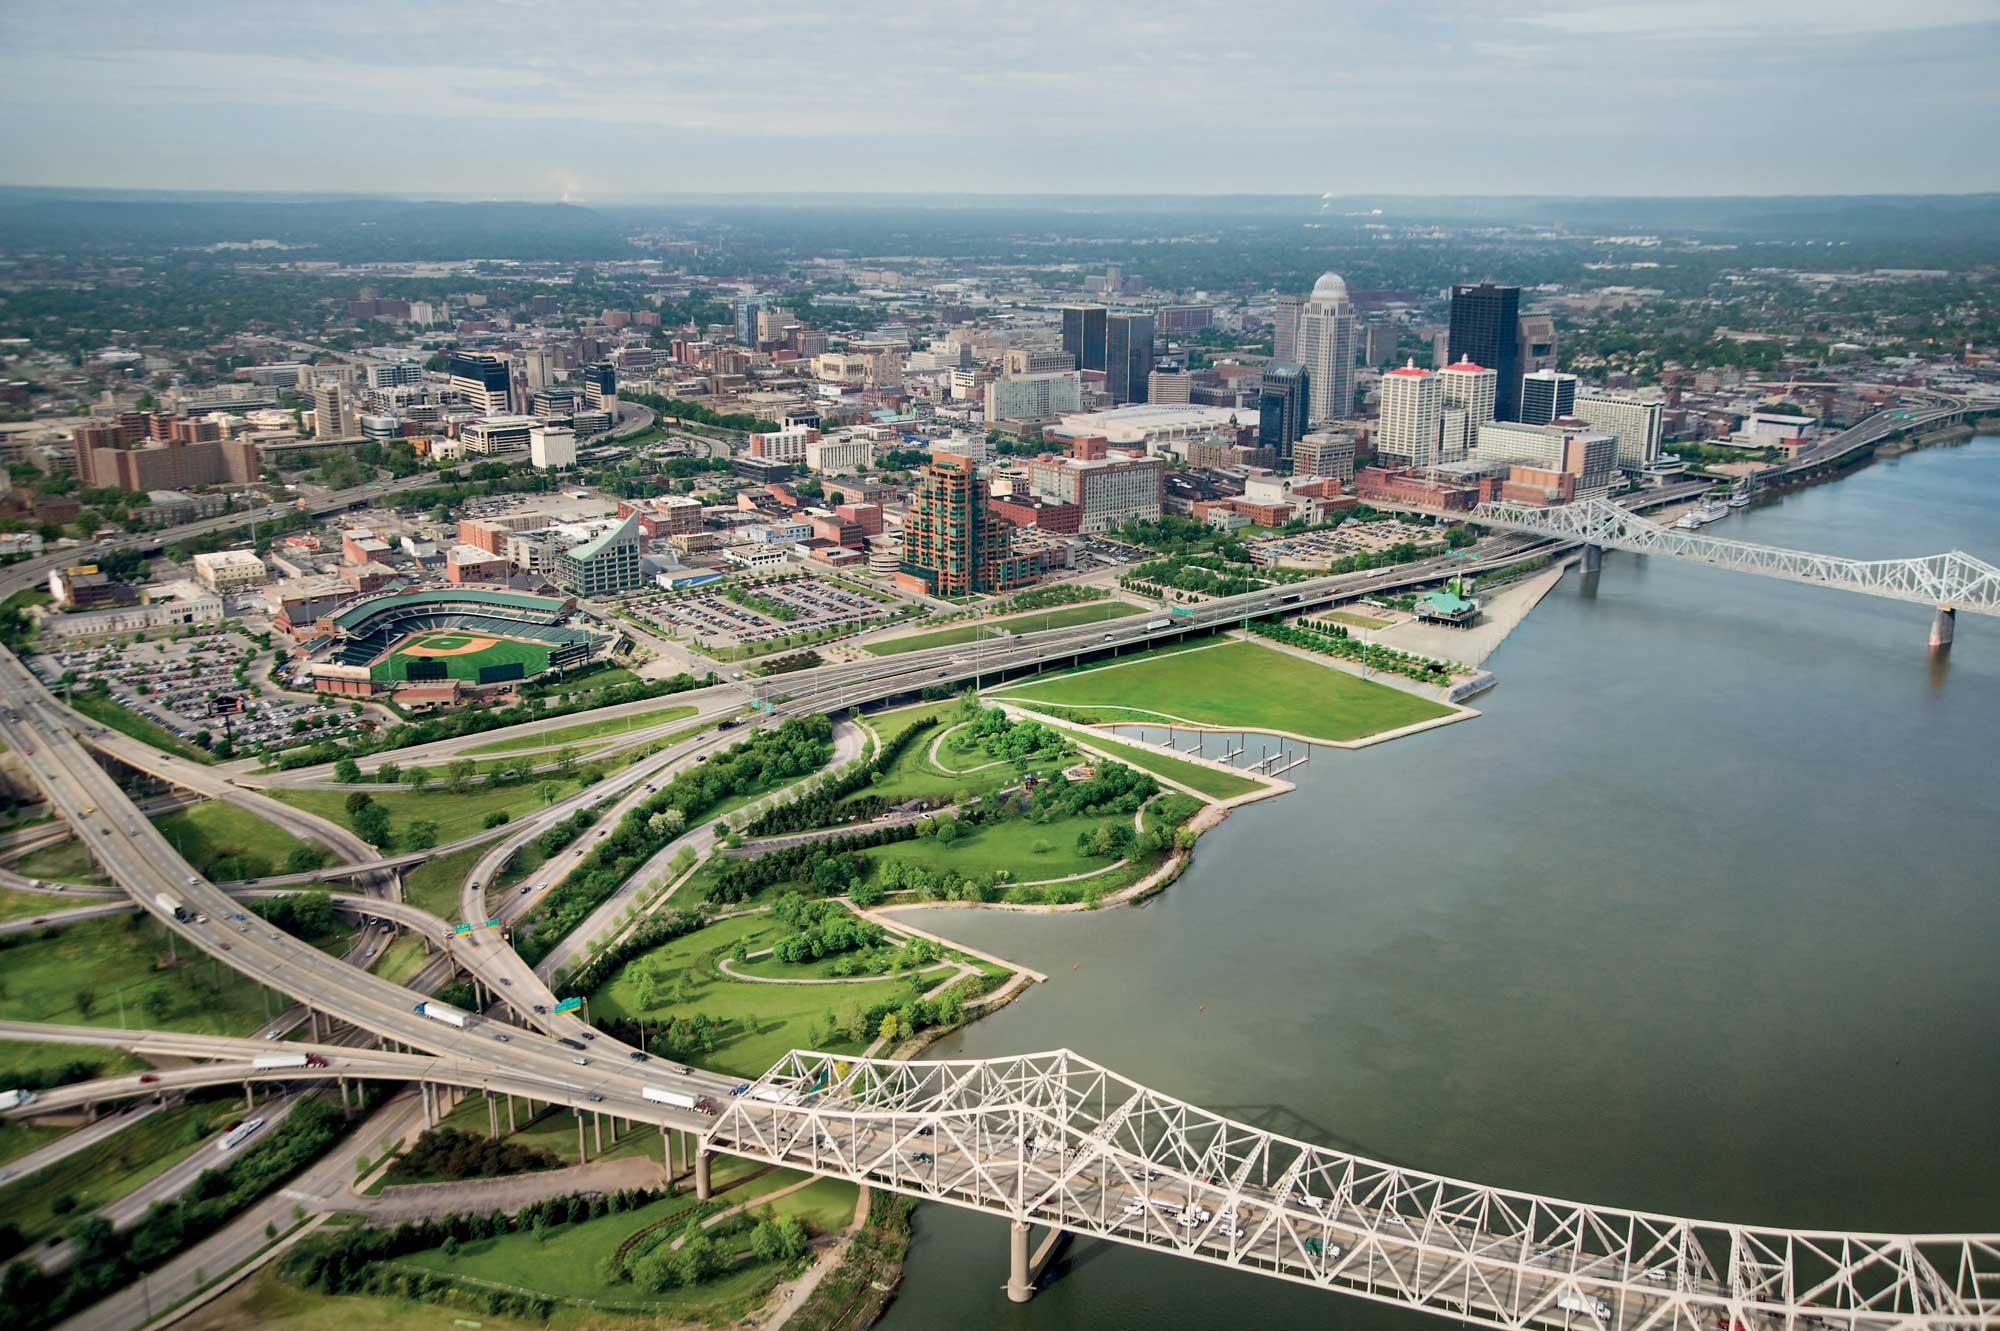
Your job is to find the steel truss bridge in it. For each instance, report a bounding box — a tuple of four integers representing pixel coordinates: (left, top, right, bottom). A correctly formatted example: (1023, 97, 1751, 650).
(712, 1049, 2000, 1329)
(1470, 498, 2000, 617)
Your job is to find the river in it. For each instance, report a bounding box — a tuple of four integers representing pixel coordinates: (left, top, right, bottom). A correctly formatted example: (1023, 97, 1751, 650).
(876, 432, 2000, 1331)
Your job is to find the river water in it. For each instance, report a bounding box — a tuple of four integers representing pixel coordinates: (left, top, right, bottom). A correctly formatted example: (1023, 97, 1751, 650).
(877, 433, 2000, 1331)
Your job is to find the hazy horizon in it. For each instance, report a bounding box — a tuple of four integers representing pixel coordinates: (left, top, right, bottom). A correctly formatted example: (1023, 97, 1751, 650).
(2, 1, 1996, 199)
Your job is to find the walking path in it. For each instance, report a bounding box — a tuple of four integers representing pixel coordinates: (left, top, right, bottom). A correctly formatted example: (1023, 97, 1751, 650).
(717, 952, 962, 986)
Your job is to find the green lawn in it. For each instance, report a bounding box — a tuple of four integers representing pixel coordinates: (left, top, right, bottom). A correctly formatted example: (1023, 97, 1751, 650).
(588, 914, 912, 1079)
(274, 777, 584, 847)
(371, 934, 428, 987)
(1320, 609, 1392, 630)
(861, 810, 1127, 885)
(0, 1038, 145, 1085)
(537, 664, 642, 699)
(151, 802, 321, 881)
(0, 885, 101, 922)
(0, 1118, 68, 1169)
(181, 1270, 559, 1331)
(0, 914, 281, 1034)
(858, 701, 1069, 806)
(9, 838, 107, 886)
(1067, 731, 1270, 801)
(386, 1093, 660, 1179)
(69, 689, 216, 764)
(862, 599, 1142, 655)
(397, 842, 482, 922)
(460, 704, 697, 754)
(369, 630, 554, 684)
(0, 1097, 241, 1243)
(996, 638, 1454, 742)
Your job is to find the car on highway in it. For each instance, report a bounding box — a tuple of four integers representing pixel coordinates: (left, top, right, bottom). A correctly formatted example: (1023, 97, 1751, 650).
(493, 1033, 510, 1043)
(731, 1082, 749, 1095)
(138, 1074, 158, 1084)
(629, 1051, 648, 1061)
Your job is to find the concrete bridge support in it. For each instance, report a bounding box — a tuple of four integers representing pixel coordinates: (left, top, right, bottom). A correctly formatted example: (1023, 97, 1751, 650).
(694, 1147, 712, 1200)
(1007, 1220, 1033, 1302)
(486, 1091, 498, 1141)
(1582, 543, 1603, 574)
(576, 1109, 587, 1163)
(1931, 604, 1956, 650)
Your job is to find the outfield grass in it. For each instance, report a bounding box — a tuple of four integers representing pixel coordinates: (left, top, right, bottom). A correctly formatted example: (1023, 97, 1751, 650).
(460, 704, 698, 754)
(369, 630, 555, 684)
(1066, 731, 1270, 801)
(0, 1097, 240, 1243)
(4, 839, 106, 887)
(588, 914, 912, 1078)
(996, 638, 1454, 742)
(274, 777, 584, 847)
(0, 914, 280, 1034)
(151, 801, 320, 880)
(862, 599, 1142, 655)
(69, 689, 216, 764)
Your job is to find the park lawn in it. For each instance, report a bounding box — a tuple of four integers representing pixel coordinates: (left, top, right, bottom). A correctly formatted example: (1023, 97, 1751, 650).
(0, 915, 279, 1034)
(69, 689, 217, 764)
(176, 1268, 561, 1331)
(1067, 731, 1269, 801)
(0, 1097, 240, 1243)
(398, 842, 482, 922)
(1320, 609, 1392, 630)
(9, 838, 107, 885)
(273, 777, 584, 846)
(588, 913, 909, 1079)
(861, 810, 1127, 885)
(369, 631, 553, 684)
(860, 702, 1067, 806)
(371, 934, 428, 987)
(461, 704, 698, 754)
(151, 801, 321, 881)
(861, 599, 1141, 655)
(996, 637, 1454, 742)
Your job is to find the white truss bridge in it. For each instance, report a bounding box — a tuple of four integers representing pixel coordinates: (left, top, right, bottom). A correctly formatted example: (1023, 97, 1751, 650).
(708, 1048, 2000, 1329)
(1470, 498, 2000, 616)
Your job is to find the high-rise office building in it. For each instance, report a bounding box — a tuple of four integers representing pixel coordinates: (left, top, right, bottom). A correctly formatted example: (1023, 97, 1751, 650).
(1378, 361, 1441, 468)
(1436, 356, 1497, 460)
(734, 297, 763, 345)
(1061, 304, 1109, 374)
(900, 452, 1032, 597)
(447, 351, 513, 417)
(1516, 312, 1558, 380)
(1519, 369, 1579, 425)
(1257, 361, 1311, 464)
(582, 362, 618, 413)
(1573, 390, 1665, 469)
(1448, 283, 1523, 420)
(1272, 293, 1304, 364)
(311, 383, 349, 438)
(1298, 272, 1359, 424)
(1147, 368, 1191, 404)
(1104, 313, 1155, 404)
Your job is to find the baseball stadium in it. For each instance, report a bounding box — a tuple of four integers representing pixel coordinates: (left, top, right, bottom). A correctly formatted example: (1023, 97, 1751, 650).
(299, 589, 615, 699)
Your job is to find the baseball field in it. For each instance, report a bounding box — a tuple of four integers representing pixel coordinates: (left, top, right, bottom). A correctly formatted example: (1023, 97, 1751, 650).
(368, 629, 555, 683)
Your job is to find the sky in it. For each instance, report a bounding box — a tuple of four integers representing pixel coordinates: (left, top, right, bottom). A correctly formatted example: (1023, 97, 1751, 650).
(1, 0, 1997, 200)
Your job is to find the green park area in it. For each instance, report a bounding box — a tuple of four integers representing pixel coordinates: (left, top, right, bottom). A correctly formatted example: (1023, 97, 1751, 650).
(1065, 730, 1269, 801)
(862, 599, 1142, 655)
(994, 637, 1454, 742)
(461, 704, 698, 754)
(10, 836, 109, 886)
(857, 700, 1069, 806)
(274, 775, 584, 848)
(1321, 609, 1392, 630)
(0, 1096, 242, 1245)
(152, 801, 324, 881)
(68, 688, 216, 764)
(0, 914, 283, 1035)
(368, 630, 554, 684)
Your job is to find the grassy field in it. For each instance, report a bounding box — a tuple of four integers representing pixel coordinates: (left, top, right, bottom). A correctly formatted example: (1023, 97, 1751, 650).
(371, 933, 428, 987)
(0, 1097, 240, 1243)
(862, 809, 1127, 884)
(9, 837, 108, 885)
(461, 704, 698, 754)
(537, 664, 642, 699)
(0, 1118, 68, 1168)
(862, 599, 1142, 655)
(384, 1094, 659, 1180)
(859, 701, 1068, 806)
(0, 1038, 145, 1084)
(996, 638, 1455, 742)
(0, 914, 280, 1034)
(369, 630, 554, 684)
(1320, 609, 1392, 630)
(151, 802, 320, 880)
(397, 843, 481, 922)
(274, 777, 584, 847)
(181, 1270, 561, 1331)
(1067, 731, 1270, 801)
(69, 689, 216, 764)
(588, 913, 911, 1078)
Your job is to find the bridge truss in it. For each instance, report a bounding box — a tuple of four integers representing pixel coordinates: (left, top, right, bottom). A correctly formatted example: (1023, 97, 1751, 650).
(708, 1048, 2000, 1331)
(1471, 499, 2000, 616)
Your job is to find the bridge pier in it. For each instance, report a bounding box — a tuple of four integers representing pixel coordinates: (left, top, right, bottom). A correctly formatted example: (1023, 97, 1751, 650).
(694, 1147, 712, 1200)
(1582, 543, 1603, 574)
(576, 1108, 587, 1162)
(594, 1112, 603, 1155)
(486, 1091, 498, 1141)
(1931, 604, 1956, 651)
(1006, 1220, 1033, 1303)
(506, 1094, 516, 1133)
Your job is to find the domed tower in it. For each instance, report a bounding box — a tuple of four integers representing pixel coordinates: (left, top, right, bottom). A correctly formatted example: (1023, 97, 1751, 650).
(1299, 272, 1358, 424)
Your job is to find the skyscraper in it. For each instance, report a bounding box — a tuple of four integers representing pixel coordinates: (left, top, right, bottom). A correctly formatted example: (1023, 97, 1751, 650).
(1104, 313, 1155, 404)
(1061, 304, 1108, 374)
(582, 362, 618, 412)
(311, 383, 346, 439)
(447, 351, 513, 417)
(1448, 283, 1522, 420)
(1516, 312, 1558, 380)
(1258, 361, 1311, 464)
(1574, 390, 1665, 469)
(1272, 292, 1304, 363)
(900, 452, 1033, 597)
(1519, 369, 1579, 425)
(1298, 272, 1358, 424)
(1437, 357, 1497, 462)
(1377, 361, 1441, 468)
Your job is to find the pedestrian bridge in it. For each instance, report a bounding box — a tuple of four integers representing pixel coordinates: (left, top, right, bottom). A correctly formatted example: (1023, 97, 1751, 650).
(1471, 498, 2000, 619)
(707, 1048, 2000, 1329)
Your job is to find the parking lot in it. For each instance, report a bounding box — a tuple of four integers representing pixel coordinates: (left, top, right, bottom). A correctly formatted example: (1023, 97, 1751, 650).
(627, 575, 904, 649)
(30, 630, 364, 756)
(1249, 518, 1440, 566)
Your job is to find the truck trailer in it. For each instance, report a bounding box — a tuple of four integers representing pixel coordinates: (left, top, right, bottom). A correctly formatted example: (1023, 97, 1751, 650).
(413, 1002, 468, 1029)
(252, 1054, 308, 1070)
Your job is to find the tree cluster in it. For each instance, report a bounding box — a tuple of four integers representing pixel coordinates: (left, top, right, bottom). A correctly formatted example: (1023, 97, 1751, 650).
(399, 1127, 561, 1182)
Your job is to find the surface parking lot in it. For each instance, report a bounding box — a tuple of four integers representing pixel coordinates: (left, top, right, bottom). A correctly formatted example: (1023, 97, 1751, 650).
(1250, 518, 1440, 565)
(32, 630, 363, 754)
(629, 576, 902, 648)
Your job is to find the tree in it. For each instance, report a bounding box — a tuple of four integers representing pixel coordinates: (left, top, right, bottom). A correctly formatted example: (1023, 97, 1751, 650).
(447, 758, 476, 793)
(405, 820, 439, 850)
(877, 1012, 900, 1045)
(353, 803, 391, 846)
(74, 990, 97, 1017)
(376, 762, 401, 785)
(333, 758, 362, 784)
(538, 781, 562, 807)
(344, 790, 375, 817)
(401, 765, 429, 790)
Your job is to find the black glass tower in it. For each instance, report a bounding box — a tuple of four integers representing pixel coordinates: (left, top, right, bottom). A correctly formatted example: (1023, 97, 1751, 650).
(1062, 305, 1108, 374)
(1447, 283, 1522, 420)
(1105, 314, 1155, 404)
(1258, 361, 1310, 463)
